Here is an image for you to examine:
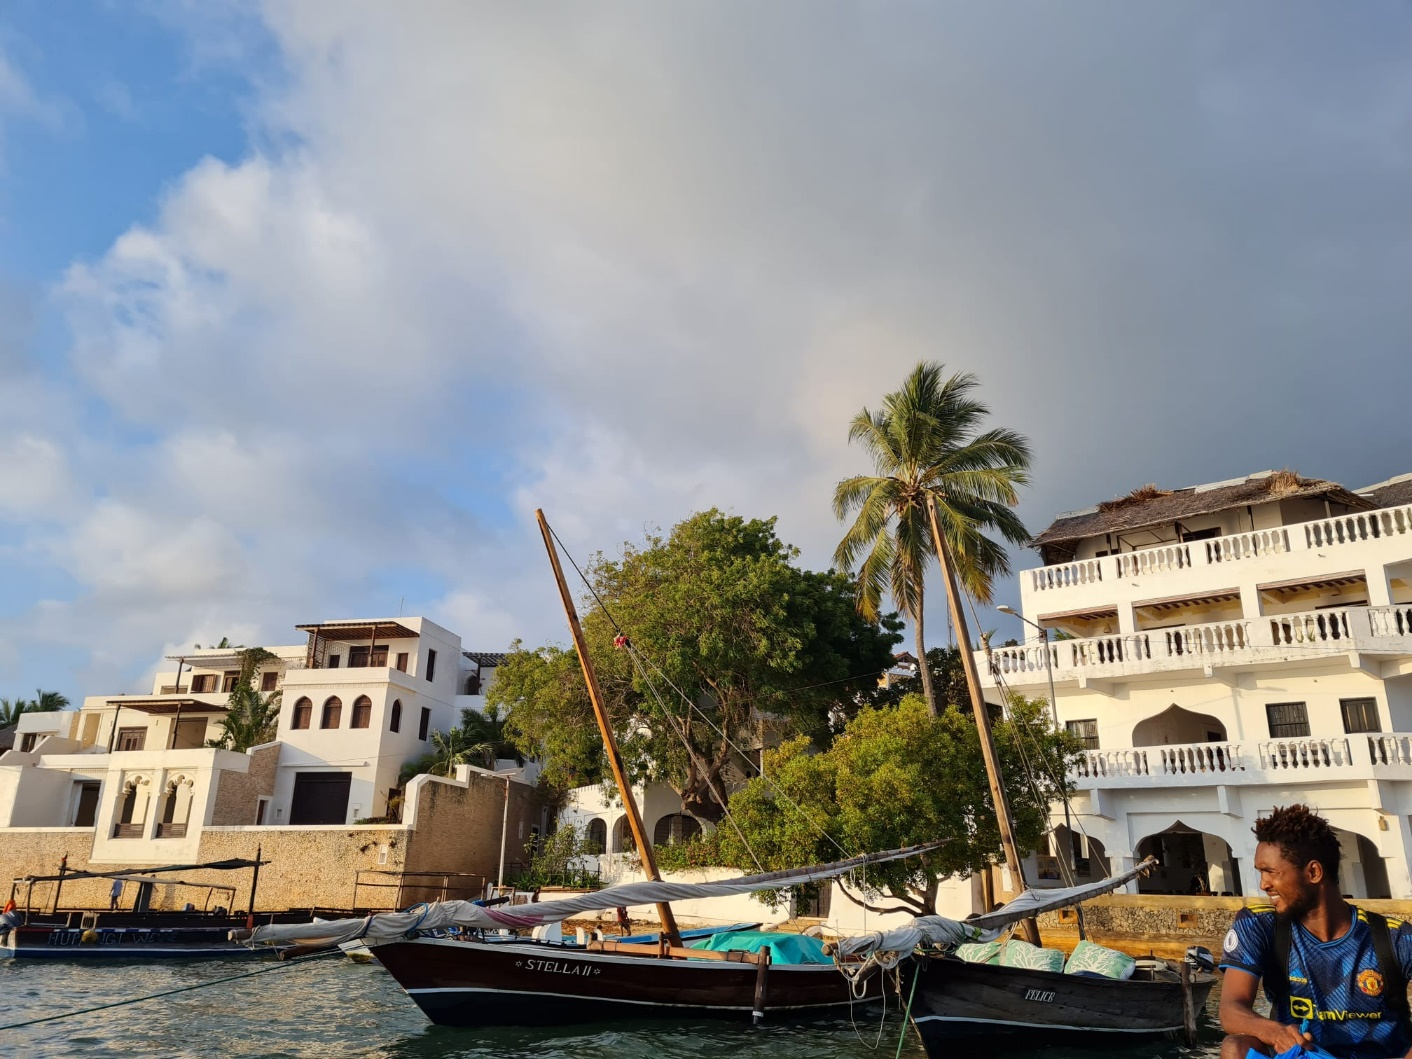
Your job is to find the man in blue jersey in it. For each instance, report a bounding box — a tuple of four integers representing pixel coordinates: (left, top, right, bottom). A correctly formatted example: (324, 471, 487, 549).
(1220, 804, 1412, 1059)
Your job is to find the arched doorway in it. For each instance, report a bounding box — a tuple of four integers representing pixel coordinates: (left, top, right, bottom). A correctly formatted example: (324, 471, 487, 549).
(1132, 704, 1227, 747)
(1135, 822, 1241, 896)
(1333, 828, 1391, 899)
(1048, 825, 1110, 882)
(611, 815, 636, 853)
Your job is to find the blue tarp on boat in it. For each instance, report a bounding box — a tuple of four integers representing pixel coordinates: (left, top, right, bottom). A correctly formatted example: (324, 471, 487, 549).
(690, 930, 833, 965)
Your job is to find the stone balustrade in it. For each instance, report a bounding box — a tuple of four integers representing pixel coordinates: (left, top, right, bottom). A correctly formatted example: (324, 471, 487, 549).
(982, 604, 1412, 686)
(1074, 734, 1412, 788)
(1028, 502, 1412, 594)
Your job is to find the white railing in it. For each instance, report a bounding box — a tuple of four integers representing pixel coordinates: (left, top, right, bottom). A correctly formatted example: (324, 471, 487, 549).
(1027, 502, 1412, 593)
(1369, 733, 1412, 766)
(1074, 749, 1150, 778)
(1066, 634, 1149, 668)
(1031, 558, 1103, 592)
(1115, 544, 1191, 578)
(1157, 742, 1244, 775)
(1259, 737, 1353, 771)
(1367, 604, 1412, 639)
(988, 643, 1058, 677)
(1269, 607, 1352, 646)
(1161, 620, 1251, 657)
(1206, 527, 1291, 564)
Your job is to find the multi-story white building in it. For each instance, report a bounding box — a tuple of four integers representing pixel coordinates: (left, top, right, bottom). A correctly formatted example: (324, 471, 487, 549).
(980, 469, 1412, 900)
(0, 616, 509, 868)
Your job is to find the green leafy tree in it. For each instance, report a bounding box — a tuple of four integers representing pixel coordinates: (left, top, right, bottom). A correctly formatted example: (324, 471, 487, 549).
(833, 362, 1031, 715)
(400, 728, 494, 784)
(0, 697, 25, 727)
(518, 822, 603, 889)
(207, 649, 281, 752)
(707, 694, 1080, 914)
(459, 703, 523, 768)
(491, 510, 902, 822)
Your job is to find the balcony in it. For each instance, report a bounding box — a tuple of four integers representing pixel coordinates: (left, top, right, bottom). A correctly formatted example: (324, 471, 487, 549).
(983, 604, 1412, 687)
(280, 665, 417, 691)
(1029, 503, 1412, 597)
(1072, 733, 1412, 789)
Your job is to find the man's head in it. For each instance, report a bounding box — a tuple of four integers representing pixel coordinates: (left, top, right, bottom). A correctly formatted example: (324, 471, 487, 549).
(1252, 804, 1342, 920)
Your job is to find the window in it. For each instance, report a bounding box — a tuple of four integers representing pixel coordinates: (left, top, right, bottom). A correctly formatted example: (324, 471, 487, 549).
(73, 782, 100, 827)
(465, 674, 482, 695)
(348, 645, 388, 668)
(426, 649, 437, 682)
(418, 707, 431, 741)
(1066, 719, 1100, 750)
(255, 797, 270, 825)
(1341, 698, 1382, 734)
(291, 697, 313, 730)
(395, 652, 408, 673)
(586, 818, 607, 854)
(390, 699, 402, 733)
(222, 670, 240, 692)
(19, 732, 38, 753)
(1179, 527, 1221, 543)
(1266, 702, 1311, 739)
(652, 813, 702, 846)
(191, 674, 217, 693)
(351, 695, 373, 729)
(321, 697, 343, 729)
(328, 655, 341, 669)
(116, 727, 147, 752)
(261, 671, 279, 692)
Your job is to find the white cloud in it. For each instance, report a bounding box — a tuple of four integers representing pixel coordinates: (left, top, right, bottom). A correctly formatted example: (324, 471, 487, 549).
(8, 3, 1412, 695)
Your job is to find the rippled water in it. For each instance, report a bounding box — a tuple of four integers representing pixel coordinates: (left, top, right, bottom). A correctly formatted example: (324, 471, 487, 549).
(1, 954, 1229, 1059)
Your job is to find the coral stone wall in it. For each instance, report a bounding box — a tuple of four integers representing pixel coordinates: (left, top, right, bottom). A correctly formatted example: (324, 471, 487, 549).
(209, 745, 279, 826)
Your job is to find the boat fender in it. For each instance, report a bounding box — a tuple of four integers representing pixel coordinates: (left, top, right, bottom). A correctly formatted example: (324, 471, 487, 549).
(81, 930, 100, 944)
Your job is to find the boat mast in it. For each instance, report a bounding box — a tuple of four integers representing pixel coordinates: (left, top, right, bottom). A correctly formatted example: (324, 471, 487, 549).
(925, 495, 1041, 945)
(536, 510, 682, 945)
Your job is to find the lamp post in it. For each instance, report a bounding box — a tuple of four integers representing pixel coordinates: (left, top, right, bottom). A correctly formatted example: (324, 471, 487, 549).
(996, 605, 1086, 937)
(996, 605, 1058, 727)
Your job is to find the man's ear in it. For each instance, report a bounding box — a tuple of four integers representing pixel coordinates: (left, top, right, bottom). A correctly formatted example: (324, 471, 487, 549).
(1305, 859, 1326, 886)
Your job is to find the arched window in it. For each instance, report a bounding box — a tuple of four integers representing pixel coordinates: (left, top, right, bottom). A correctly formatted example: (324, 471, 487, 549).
(157, 777, 193, 838)
(465, 674, 481, 695)
(586, 818, 607, 854)
(291, 697, 313, 730)
(389, 699, 402, 733)
(321, 696, 342, 729)
(351, 695, 372, 729)
(652, 813, 701, 847)
(114, 777, 150, 838)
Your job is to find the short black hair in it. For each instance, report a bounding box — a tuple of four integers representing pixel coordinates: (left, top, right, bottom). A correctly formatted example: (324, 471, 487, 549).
(1253, 804, 1341, 880)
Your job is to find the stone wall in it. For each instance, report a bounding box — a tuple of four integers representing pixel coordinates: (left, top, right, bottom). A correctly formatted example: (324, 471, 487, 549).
(198, 824, 409, 911)
(1, 828, 96, 910)
(399, 770, 545, 903)
(208, 744, 279, 826)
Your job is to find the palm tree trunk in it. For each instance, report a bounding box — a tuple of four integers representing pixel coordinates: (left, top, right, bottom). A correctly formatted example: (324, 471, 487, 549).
(912, 593, 938, 717)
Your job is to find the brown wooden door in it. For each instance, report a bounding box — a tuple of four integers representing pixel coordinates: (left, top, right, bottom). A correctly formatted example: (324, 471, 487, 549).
(289, 772, 352, 825)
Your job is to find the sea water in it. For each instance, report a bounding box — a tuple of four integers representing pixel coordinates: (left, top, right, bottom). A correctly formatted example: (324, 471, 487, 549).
(0, 955, 1227, 1059)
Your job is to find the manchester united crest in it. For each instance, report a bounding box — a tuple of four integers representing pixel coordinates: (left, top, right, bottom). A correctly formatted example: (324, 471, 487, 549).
(1358, 968, 1385, 997)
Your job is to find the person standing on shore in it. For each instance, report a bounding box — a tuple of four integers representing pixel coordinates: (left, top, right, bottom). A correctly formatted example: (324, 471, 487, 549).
(1218, 804, 1412, 1059)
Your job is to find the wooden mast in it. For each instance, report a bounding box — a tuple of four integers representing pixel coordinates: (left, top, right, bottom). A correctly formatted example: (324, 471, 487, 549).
(536, 509, 682, 945)
(925, 494, 1042, 945)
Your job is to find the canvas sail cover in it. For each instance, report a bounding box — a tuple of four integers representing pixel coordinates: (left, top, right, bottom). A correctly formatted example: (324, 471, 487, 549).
(827, 857, 1156, 959)
(241, 840, 945, 948)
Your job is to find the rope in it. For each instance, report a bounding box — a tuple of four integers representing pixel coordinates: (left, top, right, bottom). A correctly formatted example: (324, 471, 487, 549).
(894, 960, 923, 1059)
(0, 947, 343, 1032)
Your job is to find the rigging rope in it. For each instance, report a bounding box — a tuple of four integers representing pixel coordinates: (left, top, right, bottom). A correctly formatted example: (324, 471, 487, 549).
(0, 948, 343, 1032)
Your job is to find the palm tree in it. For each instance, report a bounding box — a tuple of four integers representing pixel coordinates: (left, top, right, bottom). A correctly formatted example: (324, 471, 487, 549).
(0, 697, 25, 727)
(458, 704, 523, 768)
(31, 689, 70, 712)
(833, 362, 1031, 715)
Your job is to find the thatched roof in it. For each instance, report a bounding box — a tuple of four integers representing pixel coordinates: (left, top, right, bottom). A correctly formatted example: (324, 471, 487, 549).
(1031, 470, 1373, 557)
(1358, 473, 1412, 511)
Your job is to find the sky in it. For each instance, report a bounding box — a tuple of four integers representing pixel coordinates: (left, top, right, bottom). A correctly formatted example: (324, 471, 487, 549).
(1, 1, 1410, 700)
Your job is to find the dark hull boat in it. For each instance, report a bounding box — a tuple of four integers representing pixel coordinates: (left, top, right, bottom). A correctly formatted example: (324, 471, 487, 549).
(908, 955, 1217, 1049)
(2, 910, 317, 960)
(371, 934, 881, 1027)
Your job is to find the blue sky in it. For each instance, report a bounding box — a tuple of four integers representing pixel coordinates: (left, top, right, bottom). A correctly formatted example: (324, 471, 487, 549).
(1, 2, 1411, 702)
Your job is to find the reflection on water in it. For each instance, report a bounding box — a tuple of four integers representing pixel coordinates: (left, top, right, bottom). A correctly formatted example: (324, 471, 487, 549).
(1, 955, 1228, 1059)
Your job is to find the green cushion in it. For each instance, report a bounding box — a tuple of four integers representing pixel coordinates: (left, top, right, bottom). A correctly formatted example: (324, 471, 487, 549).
(1064, 939, 1136, 980)
(954, 941, 1002, 965)
(689, 930, 833, 965)
(998, 938, 1066, 973)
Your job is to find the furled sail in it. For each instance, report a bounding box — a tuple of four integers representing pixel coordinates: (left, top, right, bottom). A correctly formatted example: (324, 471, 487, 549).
(241, 840, 946, 947)
(827, 856, 1156, 959)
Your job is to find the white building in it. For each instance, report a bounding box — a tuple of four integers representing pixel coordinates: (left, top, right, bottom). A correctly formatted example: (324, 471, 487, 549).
(0, 616, 507, 867)
(981, 469, 1412, 900)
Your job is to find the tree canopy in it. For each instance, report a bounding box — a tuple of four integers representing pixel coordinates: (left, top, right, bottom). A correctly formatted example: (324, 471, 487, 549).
(703, 694, 1081, 914)
(0, 690, 72, 728)
(490, 509, 902, 821)
(207, 649, 281, 752)
(834, 362, 1031, 714)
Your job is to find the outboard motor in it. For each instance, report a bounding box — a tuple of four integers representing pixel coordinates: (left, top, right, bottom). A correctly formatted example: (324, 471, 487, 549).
(0, 908, 21, 941)
(1185, 945, 1215, 973)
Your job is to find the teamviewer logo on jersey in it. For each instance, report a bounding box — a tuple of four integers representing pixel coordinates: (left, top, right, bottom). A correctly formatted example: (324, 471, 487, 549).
(1358, 969, 1385, 997)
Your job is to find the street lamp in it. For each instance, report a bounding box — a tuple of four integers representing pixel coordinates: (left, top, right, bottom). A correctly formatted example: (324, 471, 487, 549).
(996, 605, 1058, 727)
